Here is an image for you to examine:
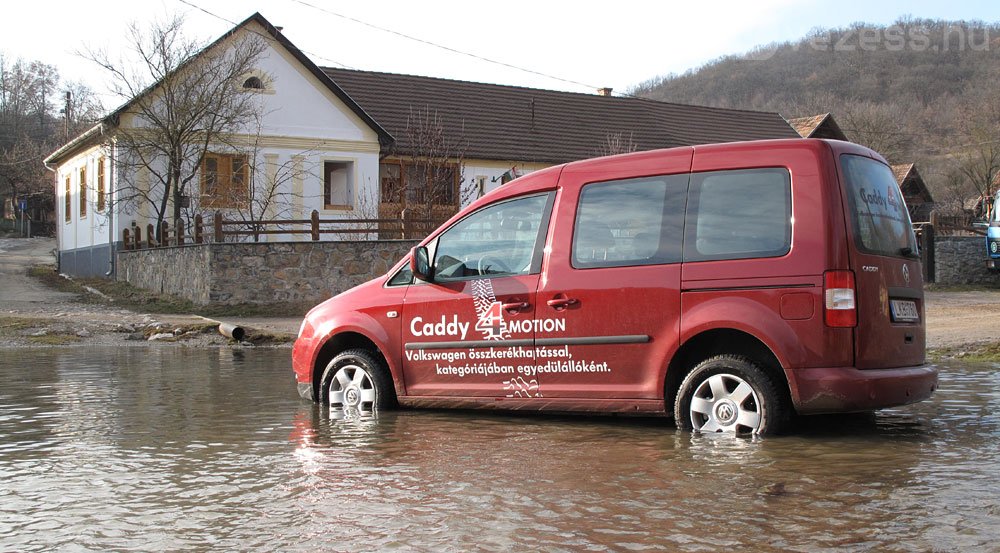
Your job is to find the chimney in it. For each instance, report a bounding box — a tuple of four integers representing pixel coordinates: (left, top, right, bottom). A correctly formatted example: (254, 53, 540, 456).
(597, 87, 613, 97)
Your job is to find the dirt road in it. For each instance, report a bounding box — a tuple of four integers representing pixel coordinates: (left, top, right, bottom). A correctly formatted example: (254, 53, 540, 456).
(1, 237, 998, 349)
(0, 237, 299, 345)
(924, 289, 1000, 349)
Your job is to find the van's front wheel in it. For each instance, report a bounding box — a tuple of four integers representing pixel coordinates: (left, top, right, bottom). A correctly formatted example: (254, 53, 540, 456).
(674, 355, 789, 436)
(321, 349, 396, 414)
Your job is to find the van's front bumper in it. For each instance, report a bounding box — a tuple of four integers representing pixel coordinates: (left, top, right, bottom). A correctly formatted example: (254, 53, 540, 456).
(292, 334, 319, 402)
(785, 365, 938, 415)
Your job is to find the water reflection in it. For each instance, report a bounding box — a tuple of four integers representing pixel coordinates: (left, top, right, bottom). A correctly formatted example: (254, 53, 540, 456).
(1, 349, 998, 552)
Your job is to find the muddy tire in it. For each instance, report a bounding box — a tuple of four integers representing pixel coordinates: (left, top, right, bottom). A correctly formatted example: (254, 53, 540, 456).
(674, 355, 789, 436)
(321, 349, 396, 412)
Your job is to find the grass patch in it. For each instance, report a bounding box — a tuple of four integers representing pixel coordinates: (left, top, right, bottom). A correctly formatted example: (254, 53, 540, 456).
(27, 334, 81, 345)
(244, 331, 296, 346)
(0, 316, 58, 337)
(0, 315, 80, 345)
(28, 265, 310, 318)
(0, 316, 51, 335)
(928, 342, 1000, 363)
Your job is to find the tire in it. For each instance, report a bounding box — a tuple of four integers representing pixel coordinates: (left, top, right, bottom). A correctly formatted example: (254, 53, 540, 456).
(320, 349, 396, 413)
(674, 355, 789, 436)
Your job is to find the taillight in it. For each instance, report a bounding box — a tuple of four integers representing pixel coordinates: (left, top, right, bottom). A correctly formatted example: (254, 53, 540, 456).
(824, 270, 857, 327)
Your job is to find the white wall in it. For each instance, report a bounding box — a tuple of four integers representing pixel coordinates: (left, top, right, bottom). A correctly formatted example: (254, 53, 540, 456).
(55, 145, 113, 252)
(54, 22, 382, 250)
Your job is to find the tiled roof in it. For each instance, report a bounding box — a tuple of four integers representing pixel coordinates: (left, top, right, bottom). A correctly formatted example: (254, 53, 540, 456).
(892, 163, 915, 185)
(891, 163, 934, 203)
(788, 114, 827, 138)
(324, 68, 799, 164)
(788, 113, 849, 141)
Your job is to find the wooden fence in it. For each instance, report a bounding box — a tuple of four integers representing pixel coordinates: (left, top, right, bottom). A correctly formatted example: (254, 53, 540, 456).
(122, 209, 444, 250)
(923, 212, 987, 236)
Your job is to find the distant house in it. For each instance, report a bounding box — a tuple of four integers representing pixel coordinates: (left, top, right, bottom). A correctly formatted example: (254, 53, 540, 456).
(892, 164, 935, 222)
(788, 113, 848, 141)
(45, 12, 799, 278)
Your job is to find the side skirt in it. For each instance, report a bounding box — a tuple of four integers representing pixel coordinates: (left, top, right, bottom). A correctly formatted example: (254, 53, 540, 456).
(397, 396, 668, 416)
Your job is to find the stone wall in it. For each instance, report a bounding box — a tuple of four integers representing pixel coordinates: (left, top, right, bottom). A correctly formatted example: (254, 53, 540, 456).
(117, 244, 211, 303)
(933, 236, 999, 285)
(117, 236, 998, 306)
(117, 240, 418, 306)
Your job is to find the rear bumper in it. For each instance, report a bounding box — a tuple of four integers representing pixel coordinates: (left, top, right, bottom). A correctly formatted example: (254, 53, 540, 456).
(785, 365, 938, 415)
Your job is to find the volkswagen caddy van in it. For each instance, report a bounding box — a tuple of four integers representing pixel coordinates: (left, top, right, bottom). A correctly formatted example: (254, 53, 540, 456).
(292, 139, 937, 435)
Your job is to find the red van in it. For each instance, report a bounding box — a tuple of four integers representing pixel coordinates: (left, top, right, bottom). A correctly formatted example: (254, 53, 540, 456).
(292, 139, 937, 434)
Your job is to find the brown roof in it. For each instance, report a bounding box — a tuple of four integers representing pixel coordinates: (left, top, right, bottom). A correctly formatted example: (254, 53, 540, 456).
(324, 68, 800, 164)
(892, 163, 915, 184)
(788, 113, 848, 141)
(891, 163, 934, 203)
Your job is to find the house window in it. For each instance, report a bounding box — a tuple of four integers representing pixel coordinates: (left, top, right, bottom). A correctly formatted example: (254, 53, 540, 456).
(379, 163, 402, 204)
(201, 153, 248, 209)
(243, 76, 264, 90)
(97, 157, 106, 212)
(79, 167, 87, 219)
(324, 161, 354, 209)
(64, 176, 71, 222)
(378, 160, 459, 206)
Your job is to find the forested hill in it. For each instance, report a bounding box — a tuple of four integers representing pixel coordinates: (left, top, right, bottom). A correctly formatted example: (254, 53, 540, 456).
(630, 19, 1000, 207)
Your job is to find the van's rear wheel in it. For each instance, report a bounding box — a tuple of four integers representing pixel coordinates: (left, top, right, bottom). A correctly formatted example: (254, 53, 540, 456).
(321, 349, 396, 414)
(674, 355, 789, 436)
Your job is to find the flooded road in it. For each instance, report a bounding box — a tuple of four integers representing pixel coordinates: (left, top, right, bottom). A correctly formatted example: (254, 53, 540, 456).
(1, 347, 998, 552)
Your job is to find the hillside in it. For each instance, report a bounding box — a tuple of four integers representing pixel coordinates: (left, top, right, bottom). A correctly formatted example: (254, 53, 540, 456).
(631, 18, 1000, 212)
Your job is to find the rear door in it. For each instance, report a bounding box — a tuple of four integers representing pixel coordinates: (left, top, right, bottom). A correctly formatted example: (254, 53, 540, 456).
(839, 154, 926, 368)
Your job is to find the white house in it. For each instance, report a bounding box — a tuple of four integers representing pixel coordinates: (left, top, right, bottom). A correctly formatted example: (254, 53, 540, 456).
(46, 13, 798, 278)
(44, 13, 391, 277)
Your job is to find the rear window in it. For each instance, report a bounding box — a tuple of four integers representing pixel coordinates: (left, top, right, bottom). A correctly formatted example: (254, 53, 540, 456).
(841, 155, 917, 257)
(684, 168, 792, 262)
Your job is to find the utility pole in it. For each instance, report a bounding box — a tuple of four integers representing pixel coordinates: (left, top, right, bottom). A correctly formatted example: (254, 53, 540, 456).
(63, 91, 72, 140)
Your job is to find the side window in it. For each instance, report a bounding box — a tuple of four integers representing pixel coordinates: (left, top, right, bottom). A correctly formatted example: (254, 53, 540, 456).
(387, 262, 413, 286)
(433, 193, 552, 280)
(572, 175, 688, 268)
(684, 168, 791, 262)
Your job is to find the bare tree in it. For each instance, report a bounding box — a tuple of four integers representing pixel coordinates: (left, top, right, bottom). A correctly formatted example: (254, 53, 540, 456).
(218, 118, 316, 242)
(389, 106, 470, 220)
(945, 87, 1000, 217)
(838, 101, 913, 162)
(595, 131, 638, 157)
(0, 54, 101, 228)
(83, 15, 268, 238)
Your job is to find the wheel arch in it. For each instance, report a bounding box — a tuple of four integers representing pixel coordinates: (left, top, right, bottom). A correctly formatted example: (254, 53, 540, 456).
(664, 328, 793, 415)
(313, 331, 395, 402)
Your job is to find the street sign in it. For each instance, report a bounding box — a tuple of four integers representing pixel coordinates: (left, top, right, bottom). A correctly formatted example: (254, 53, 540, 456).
(18, 200, 26, 211)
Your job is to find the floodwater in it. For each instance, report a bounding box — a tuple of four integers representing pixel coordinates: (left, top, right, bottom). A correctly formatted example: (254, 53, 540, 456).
(1, 348, 998, 552)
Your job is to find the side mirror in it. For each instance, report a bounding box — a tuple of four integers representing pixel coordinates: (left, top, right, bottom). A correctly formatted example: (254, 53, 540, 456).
(410, 246, 434, 282)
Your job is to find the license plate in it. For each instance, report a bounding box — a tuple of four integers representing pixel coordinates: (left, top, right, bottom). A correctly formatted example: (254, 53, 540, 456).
(889, 299, 919, 322)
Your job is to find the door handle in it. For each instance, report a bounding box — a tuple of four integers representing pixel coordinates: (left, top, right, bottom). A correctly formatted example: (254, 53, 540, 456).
(501, 301, 529, 313)
(546, 296, 579, 309)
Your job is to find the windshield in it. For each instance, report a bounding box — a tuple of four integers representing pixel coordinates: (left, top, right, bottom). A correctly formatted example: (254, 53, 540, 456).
(993, 192, 1000, 223)
(841, 154, 918, 257)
